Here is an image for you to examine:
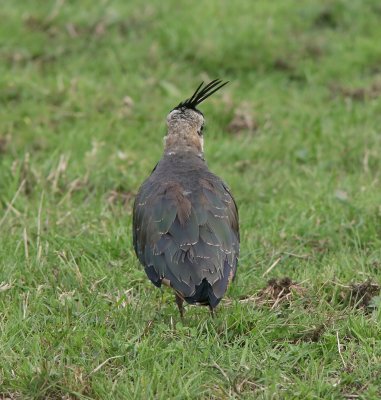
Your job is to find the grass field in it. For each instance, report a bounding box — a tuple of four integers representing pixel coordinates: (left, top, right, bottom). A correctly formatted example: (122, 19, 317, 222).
(1, 0, 381, 398)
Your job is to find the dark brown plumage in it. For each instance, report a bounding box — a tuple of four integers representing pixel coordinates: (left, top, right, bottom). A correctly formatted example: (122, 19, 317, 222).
(133, 81, 239, 316)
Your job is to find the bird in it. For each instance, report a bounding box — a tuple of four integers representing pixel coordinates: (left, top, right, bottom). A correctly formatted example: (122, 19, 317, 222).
(132, 79, 239, 317)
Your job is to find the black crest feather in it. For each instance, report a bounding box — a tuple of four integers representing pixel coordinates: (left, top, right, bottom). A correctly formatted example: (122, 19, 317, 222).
(175, 79, 229, 110)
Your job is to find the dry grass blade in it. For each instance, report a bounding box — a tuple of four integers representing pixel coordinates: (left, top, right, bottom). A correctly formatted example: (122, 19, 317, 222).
(90, 355, 124, 375)
(262, 257, 282, 277)
(0, 180, 25, 228)
(336, 331, 347, 368)
(0, 281, 13, 292)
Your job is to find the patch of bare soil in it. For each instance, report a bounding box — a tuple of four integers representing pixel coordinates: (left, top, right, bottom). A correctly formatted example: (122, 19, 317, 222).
(227, 103, 258, 135)
(346, 280, 380, 309)
(301, 324, 326, 343)
(231, 277, 308, 308)
(0, 135, 10, 154)
(273, 58, 294, 72)
(23, 16, 52, 32)
(257, 277, 307, 306)
(272, 57, 307, 81)
(313, 9, 338, 29)
(106, 189, 134, 206)
(304, 42, 324, 59)
(330, 81, 381, 101)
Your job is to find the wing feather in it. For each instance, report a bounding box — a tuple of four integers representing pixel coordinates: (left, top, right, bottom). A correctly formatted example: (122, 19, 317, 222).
(133, 171, 239, 306)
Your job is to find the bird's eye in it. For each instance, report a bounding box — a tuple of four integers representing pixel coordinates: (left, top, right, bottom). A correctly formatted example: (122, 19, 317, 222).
(198, 124, 204, 136)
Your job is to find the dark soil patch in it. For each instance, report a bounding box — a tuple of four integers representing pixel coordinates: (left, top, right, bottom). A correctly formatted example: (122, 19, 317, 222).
(272, 57, 306, 81)
(0, 135, 10, 154)
(347, 280, 380, 309)
(313, 9, 338, 29)
(259, 277, 307, 304)
(302, 324, 326, 342)
(234, 277, 307, 308)
(273, 58, 294, 72)
(106, 189, 134, 207)
(227, 104, 258, 135)
(24, 16, 52, 32)
(330, 81, 381, 101)
(304, 42, 324, 59)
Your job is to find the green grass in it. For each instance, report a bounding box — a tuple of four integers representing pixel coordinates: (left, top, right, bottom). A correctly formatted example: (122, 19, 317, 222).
(1, 0, 381, 398)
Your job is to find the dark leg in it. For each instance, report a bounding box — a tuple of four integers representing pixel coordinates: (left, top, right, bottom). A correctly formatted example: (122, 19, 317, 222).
(209, 305, 215, 318)
(158, 288, 165, 311)
(175, 293, 185, 319)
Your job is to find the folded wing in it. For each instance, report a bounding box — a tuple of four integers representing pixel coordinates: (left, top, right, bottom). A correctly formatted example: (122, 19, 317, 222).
(133, 175, 239, 307)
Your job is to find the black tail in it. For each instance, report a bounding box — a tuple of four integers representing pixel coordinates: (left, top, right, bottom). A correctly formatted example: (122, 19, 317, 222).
(184, 278, 221, 309)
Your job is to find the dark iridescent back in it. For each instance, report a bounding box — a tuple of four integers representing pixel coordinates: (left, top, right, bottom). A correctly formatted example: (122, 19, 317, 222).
(133, 151, 239, 308)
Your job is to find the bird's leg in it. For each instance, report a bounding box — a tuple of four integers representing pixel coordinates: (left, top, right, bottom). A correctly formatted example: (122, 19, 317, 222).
(158, 288, 165, 312)
(175, 293, 185, 320)
(209, 305, 215, 318)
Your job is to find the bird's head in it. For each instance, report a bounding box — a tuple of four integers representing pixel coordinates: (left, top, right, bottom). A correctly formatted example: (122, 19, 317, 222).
(164, 79, 228, 156)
